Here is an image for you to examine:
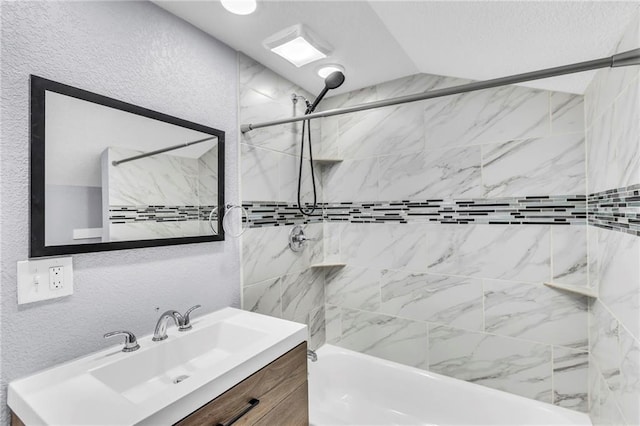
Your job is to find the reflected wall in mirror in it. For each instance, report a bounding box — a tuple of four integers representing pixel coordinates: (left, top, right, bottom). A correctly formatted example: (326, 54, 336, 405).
(31, 75, 225, 257)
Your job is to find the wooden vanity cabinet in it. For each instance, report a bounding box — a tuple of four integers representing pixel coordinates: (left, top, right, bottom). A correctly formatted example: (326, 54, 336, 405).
(11, 342, 309, 426)
(176, 342, 309, 426)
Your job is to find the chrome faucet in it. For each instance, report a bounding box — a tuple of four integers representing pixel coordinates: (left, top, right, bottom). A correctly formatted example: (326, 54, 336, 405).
(152, 310, 183, 342)
(179, 305, 201, 331)
(104, 330, 140, 352)
(152, 305, 202, 341)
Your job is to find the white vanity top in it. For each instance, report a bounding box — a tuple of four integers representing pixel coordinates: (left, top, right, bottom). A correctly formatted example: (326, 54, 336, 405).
(8, 308, 307, 425)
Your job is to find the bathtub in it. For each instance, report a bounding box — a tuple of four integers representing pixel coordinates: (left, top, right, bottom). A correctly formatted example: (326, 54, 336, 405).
(308, 345, 591, 426)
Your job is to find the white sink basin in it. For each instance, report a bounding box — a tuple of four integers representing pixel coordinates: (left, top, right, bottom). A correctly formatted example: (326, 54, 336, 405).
(8, 308, 307, 425)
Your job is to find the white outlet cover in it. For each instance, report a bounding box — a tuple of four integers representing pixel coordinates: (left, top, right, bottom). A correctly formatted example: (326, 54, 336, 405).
(17, 257, 74, 304)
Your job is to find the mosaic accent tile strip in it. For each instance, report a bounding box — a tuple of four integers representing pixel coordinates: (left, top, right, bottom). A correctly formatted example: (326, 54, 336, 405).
(243, 202, 324, 227)
(109, 205, 216, 224)
(588, 184, 640, 236)
(243, 195, 587, 228)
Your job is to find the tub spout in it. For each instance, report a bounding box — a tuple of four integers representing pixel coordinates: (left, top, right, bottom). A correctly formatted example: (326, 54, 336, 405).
(307, 349, 318, 362)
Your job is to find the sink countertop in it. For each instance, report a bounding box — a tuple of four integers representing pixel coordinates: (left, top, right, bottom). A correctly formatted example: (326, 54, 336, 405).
(8, 308, 307, 426)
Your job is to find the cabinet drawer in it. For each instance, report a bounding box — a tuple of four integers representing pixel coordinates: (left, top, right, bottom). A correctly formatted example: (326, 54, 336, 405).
(176, 342, 307, 426)
(253, 383, 308, 426)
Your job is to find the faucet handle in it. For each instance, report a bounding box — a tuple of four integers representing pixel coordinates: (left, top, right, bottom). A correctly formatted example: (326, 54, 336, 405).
(104, 330, 140, 352)
(179, 305, 202, 331)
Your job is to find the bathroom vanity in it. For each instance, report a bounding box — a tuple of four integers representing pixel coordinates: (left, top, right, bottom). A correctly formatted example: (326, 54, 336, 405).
(8, 308, 308, 425)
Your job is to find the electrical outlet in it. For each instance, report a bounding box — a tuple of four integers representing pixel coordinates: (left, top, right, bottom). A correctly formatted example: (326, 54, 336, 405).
(17, 257, 73, 304)
(49, 266, 64, 290)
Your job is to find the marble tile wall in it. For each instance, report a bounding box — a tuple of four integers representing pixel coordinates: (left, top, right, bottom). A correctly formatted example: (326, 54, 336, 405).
(239, 53, 326, 349)
(318, 67, 590, 411)
(103, 146, 218, 240)
(237, 14, 640, 415)
(585, 8, 640, 425)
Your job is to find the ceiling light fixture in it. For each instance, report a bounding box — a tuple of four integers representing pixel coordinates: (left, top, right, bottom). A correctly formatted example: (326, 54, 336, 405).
(220, 0, 256, 15)
(317, 64, 345, 79)
(264, 24, 331, 68)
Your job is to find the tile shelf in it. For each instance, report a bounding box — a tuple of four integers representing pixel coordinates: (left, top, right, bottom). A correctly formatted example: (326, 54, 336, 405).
(543, 282, 598, 298)
(309, 262, 347, 269)
(312, 158, 343, 165)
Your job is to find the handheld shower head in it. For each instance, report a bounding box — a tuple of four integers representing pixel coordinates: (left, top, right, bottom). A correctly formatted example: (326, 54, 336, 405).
(324, 70, 345, 89)
(306, 71, 345, 114)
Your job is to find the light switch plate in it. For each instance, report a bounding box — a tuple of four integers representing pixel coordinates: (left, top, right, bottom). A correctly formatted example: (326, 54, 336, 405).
(17, 257, 74, 304)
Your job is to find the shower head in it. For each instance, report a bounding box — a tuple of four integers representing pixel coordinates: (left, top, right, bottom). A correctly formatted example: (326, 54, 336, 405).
(306, 71, 346, 114)
(324, 70, 345, 89)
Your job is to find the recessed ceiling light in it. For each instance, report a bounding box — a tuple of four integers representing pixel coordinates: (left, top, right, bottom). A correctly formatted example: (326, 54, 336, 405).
(264, 24, 331, 68)
(220, 0, 256, 15)
(317, 64, 345, 79)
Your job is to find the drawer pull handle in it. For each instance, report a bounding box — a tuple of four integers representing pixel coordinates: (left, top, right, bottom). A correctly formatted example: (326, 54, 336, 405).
(216, 398, 260, 426)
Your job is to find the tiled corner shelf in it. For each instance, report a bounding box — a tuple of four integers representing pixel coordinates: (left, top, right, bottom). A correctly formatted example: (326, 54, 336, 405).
(312, 158, 343, 165)
(309, 262, 347, 269)
(544, 282, 598, 298)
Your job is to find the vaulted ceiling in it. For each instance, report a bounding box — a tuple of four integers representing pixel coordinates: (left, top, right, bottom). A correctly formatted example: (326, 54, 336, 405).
(155, 1, 639, 96)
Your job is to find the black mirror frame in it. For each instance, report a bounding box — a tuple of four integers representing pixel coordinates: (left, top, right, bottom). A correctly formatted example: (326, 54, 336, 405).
(29, 75, 225, 258)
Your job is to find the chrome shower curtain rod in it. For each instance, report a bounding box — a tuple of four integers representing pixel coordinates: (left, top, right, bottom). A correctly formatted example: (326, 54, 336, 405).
(240, 48, 640, 133)
(112, 136, 217, 166)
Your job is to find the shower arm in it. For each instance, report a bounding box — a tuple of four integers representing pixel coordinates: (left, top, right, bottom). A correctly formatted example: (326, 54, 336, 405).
(240, 48, 640, 133)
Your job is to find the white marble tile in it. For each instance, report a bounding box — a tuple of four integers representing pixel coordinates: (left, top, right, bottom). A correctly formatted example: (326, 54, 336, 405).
(375, 73, 469, 101)
(585, 11, 640, 128)
(180, 221, 202, 238)
(428, 324, 552, 402)
(424, 85, 549, 150)
(325, 304, 342, 343)
(198, 220, 217, 237)
(309, 306, 326, 351)
(378, 146, 482, 200)
(305, 223, 324, 265)
(108, 221, 186, 241)
(239, 53, 289, 101)
(242, 278, 281, 318)
(379, 271, 482, 331)
(278, 151, 320, 204)
(106, 147, 199, 206)
(197, 146, 219, 205)
(242, 225, 310, 285)
(425, 224, 551, 283)
(590, 299, 621, 394)
(586, 107, 615, 194)
(338, 308, 428, 369)
(587, 225, 600, 290)
(338, 103, 425, 159)
(341, 223, 428, 272)
(619, 327, 640, 425)
(318, 86, 377, 111)
(322, 222, 344, 263)
(325, 266, 381, 311)
(281, 268, 324, 324)
(240, 117, 301, 156)
(482, 133, 585, 197)
(552, 226, 588, 287)
(318, 115, 340, 159)
(240, 144, 279, 202)
(322, 157, 378, 202)
(589, 358, 627, 426)
(551, 93, 585, 135)
(612, 79, 640, 189)
(598, 227, 640, 340)
(484, 280, 588, 349)
(552, 347, 588, 412)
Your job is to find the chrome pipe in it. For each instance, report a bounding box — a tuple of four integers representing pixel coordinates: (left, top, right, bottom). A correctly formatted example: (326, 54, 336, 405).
(240, 48, 640, 133)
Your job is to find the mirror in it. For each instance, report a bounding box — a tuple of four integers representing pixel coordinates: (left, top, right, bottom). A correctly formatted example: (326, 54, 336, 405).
(30, 75, 225, 257)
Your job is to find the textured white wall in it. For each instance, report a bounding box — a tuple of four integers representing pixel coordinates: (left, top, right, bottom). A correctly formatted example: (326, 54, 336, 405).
(0, 1, 240, 422)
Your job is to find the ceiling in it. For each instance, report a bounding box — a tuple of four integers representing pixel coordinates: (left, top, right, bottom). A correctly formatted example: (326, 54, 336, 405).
(155, 0, 639, 96)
